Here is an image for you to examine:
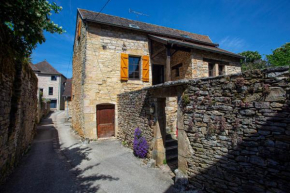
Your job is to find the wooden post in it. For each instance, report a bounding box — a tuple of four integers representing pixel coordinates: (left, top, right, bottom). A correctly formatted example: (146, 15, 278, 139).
(166, 46, 171, 82)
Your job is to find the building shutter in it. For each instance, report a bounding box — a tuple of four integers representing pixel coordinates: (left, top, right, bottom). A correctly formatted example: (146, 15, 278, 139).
(120, 53, 129, 81)
(77, 20, 81, 39)
(142, 55, 149, 82)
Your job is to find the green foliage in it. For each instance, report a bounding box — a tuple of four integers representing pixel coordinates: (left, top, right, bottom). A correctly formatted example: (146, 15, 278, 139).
(239, 51, 267, 71)
(240, 51, 262, 63)
(163, 159, 167, 165)
(0, 0, 65, 57)
(42, 98, 51, 103)
(182, 94, 190, 107)
(266, 43, 290, 67)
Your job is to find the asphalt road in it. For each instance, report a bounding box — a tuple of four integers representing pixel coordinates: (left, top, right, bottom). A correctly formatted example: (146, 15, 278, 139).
(0, 111, 176, 193)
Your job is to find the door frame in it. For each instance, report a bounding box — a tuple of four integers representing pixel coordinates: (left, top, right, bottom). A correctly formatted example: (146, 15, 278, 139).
(152, 64, 165, 85)
(96, 104, 115, 138)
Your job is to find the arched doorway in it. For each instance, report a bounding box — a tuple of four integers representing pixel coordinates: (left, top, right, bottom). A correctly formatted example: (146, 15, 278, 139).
(96, 104, 115, 138)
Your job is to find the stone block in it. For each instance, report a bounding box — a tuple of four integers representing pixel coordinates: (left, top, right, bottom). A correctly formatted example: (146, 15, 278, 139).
(265, 87, 286, 102)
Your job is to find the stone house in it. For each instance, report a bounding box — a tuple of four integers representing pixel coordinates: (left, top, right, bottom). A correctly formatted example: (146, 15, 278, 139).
(72, 8, 243, 139)
(31, 61, 66, 110)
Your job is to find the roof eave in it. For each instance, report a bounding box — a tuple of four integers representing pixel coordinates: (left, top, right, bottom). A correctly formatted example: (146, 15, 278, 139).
(169, 40, 244, 59)
(149, 35, 244, 59)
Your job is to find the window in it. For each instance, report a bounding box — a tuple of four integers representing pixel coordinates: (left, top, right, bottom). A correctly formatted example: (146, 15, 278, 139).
(129, 56, 141, 79)
(51, 75, 57, 81)
(175, 68, 180, 77)
(49, 87, 53, 95)
(208, 63, 215, 77)
(172, 63, 182, 77)
(39, 88, 43, 93)
(219, 65, 225, 76)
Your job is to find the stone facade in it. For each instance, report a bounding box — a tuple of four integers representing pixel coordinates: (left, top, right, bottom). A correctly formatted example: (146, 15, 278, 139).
(152, 41, 241, 81)
(72, 12, 242, 140)
(117, 67, 290, 193)
(72, 16, 87, 137)
(65, 100, 72, 118)
(166, 97, 178, 138)
(0, 61, 38, 184)
(72, 20, 152, 139)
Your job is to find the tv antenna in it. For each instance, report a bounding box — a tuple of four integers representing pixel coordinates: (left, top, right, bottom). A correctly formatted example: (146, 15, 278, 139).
(129, 9, 149, 18)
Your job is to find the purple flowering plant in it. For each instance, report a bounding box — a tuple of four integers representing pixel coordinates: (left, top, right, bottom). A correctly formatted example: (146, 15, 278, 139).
(133, 128, 149, 158)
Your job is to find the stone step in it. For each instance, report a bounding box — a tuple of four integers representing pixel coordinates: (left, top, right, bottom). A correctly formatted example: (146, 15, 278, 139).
(166, 145, 178, 151)
(165, 139, 177, 146)
(166, 154, 178, 161)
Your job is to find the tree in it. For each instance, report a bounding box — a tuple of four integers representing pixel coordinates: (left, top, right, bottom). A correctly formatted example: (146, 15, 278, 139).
(0, 0, 65, 58)
(239, 51, 267, 71)
(266, 43, 290, 67)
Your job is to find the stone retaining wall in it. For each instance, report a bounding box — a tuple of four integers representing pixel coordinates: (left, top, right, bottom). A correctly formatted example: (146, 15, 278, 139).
(118, 66, 290, 192)
(118, 90, 154, 150)
(0, 60, 38, 184)
(182, 67, 290, 192)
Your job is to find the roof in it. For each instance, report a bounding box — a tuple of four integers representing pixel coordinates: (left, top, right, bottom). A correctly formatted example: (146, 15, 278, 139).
(78, 9, 216, 46)
(30, 62, 40, 72)
(63, 79, 72, 97)
(149, 35, 244, 59)
(33, 61, 62, 75)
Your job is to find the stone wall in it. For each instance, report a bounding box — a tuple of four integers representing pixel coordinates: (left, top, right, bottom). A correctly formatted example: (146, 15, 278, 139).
(166, 97, 178, 137)
(37, 101, 51, 123)
(118, 90, 154, 149)
(181, 67, 290, 192)
(76, 22, 151, 139)
(72, 15, 87, 137)
(117, 66, 290, 192)
(0, 60, 38, 184)
(171, 51, 193, 81)
(191, 49, 241, 78)
(65, 100, 72, 118)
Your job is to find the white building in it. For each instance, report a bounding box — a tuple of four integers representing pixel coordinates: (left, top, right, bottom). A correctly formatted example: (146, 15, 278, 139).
(31, 60, 66, 110)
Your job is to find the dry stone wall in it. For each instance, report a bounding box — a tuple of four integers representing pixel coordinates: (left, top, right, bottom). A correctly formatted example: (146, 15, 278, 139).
(118, 66, 290, 193)
(182, 67, 290, 193)
(118, 90, 154, 150)
(0, 60, 37, 184)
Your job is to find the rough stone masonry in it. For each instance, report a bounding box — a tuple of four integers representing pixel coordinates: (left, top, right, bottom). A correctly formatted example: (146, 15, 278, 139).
(117, 66, 290, 193)
(0, 60, 38, 184)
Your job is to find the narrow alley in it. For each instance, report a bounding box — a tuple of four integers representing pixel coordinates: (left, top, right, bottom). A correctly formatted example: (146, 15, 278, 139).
(0, 112, 176, 193)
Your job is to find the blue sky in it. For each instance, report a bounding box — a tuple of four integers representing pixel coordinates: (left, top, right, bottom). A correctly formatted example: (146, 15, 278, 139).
(32, 0, 290, 78)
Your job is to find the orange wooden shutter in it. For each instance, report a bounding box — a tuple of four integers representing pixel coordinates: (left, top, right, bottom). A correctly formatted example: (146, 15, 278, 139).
(77, 20, 81, 38)
(142, 55, 149, 82)
(120, 53, 129, 81)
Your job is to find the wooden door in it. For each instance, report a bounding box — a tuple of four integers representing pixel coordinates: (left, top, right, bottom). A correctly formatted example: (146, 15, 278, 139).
(97, 105, 115, 138)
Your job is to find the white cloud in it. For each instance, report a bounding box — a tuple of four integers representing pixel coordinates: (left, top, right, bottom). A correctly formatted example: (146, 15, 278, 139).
(219, 36, 245, 52)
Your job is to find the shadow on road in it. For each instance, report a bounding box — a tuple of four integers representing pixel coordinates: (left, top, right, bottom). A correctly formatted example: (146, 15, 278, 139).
(51, 114, 120, 192)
